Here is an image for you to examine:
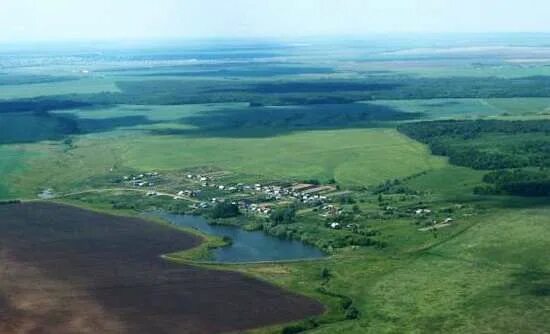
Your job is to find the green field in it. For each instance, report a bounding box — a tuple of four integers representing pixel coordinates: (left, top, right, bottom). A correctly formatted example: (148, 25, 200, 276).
(0, 146, 33, 197)
(1, 123, 447, 199)
(372, 98, 550, 120)
(0, 76, 120, 99)
(240, 205, 550, 334)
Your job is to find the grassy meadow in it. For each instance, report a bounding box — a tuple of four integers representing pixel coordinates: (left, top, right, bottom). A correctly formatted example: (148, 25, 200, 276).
(241, 205, 550, 334)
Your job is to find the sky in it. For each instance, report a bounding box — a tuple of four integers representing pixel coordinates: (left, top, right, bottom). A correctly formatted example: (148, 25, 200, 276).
(1, 0, 550, 42)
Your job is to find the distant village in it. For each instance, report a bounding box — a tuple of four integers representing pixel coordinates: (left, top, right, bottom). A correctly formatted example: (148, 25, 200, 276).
(120, 170, 346, 221)
(117, 170, 460, 232)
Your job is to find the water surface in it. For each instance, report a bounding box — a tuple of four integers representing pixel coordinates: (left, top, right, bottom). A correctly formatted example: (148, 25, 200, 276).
(155, 212, 325, 263)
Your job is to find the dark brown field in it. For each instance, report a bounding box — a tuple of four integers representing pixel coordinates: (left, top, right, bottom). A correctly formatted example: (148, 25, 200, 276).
(0, 202, 324, 334)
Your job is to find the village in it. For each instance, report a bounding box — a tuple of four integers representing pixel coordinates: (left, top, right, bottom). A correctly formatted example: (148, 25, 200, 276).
(117, 170, 461, 232)
(119, 170, 347, 218)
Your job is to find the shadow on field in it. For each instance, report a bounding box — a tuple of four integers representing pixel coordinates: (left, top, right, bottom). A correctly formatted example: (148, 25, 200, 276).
(510, 267, 550, 297)
(0, 112, 160, 145)
(151, 103, 424, 138)
(0, 98, 99, 114)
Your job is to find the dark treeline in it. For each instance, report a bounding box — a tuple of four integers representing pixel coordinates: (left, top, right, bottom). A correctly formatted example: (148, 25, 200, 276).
(399, 120, 550, 197)
(399, 119, 550, 140)
(474, 169, 550, 197)
(176, 103, 423, 134)
(399, 120, 550, 170)
(0, 99, 93, 114)
(6, 75, 550, 111)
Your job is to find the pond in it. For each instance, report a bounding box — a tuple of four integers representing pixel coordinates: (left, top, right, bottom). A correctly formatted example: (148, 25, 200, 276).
(153, 212, 326, 263)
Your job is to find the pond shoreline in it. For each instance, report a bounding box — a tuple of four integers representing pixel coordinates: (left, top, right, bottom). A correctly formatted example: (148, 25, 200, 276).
(150, 211, 327, 264)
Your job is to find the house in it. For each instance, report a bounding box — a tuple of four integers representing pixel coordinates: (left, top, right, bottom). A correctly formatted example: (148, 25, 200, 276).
(415, 208, 432, 215)
(329, 222, 341, 229)
(291, 184, 317, 192)
(303, 186, 335, 195)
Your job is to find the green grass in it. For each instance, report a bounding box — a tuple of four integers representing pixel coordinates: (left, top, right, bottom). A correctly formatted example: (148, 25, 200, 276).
(121, 128, 446, 187)
(0, 76, 120, 99)
(56, 103, 225, 122)
(405, 166, 486, 198)
(239, 206, 550, 334)
(0, 145, 42, 199)
(372, 98, 550, 120)
(3, 124, 446, 199)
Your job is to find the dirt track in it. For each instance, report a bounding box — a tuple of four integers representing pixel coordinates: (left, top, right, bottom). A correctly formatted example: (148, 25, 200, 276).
(0, 202, 324, 334)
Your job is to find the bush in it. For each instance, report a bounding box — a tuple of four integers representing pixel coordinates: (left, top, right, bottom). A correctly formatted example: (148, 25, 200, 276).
(345, 306, 360, 319)
(320, 267, 331, 280)
(304, 179, 321, 185)
(281, 320, 318, 334)
(0, 200, 21, 205)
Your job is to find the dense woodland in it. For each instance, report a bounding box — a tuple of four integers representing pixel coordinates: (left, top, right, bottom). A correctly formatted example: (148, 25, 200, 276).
(399, 120, 550, 196)
(474, 169, 550, 196)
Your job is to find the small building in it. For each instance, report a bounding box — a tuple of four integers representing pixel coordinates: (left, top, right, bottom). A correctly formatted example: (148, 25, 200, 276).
(415, 208, 432, 215)
(329, 222, 341, 229)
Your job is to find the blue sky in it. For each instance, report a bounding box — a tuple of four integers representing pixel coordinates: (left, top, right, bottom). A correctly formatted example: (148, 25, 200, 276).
(2, 0, 550, 42)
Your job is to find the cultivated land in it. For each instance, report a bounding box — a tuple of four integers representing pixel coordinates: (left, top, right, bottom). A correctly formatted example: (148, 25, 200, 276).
(0, 202, 323, 334)
(1, 35, 550, 333)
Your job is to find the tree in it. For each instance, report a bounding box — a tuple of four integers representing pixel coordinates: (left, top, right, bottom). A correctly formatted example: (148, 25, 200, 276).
(320, 267, 331, 280)
(211, 202, 240, 219)
(270, 206, 296, 224)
